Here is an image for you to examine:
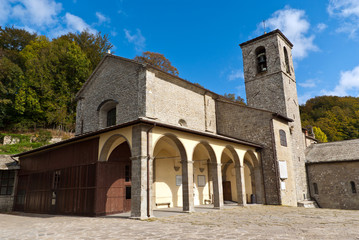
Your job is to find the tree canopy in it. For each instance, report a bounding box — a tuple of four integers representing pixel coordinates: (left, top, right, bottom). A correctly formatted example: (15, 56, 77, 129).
(300, 96, 359, 142)
(0, 27, 112, 131)
(134, 51, 179, 76)
(223, 93, 245, 104)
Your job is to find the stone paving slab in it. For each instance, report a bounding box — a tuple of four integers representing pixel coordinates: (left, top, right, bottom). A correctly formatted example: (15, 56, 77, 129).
(1, 205, 359, 239)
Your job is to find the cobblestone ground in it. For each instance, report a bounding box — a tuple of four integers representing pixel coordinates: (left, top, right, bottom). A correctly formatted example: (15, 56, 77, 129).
(1, 205, 359, 240)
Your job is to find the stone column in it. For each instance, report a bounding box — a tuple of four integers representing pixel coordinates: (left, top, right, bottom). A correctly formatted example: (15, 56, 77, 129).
(182, 160, 194, 212)
(130, 124, 153, 219)
(235, 164, 246, 205)
(211, 162, 224, 208)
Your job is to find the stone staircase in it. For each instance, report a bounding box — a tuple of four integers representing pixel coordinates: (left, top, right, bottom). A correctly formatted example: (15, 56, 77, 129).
(297, 200, 319, 208)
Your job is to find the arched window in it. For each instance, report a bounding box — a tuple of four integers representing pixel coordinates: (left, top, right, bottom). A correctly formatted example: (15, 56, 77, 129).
(350, 181, 357, 193)
(106, 107, 116, 127)
(255, 46, 267, 73)
(97, 99, 118, 129)
(279, 129, 287, 147)
(283, 46, 290, 74)
(178, 119, 187, 127)
(313, 183, 319, 194)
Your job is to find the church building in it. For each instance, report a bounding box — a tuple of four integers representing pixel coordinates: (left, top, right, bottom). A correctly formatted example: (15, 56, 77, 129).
(12, 30, 321, 218)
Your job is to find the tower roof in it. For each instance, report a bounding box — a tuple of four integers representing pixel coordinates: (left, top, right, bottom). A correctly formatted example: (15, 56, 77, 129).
(239, 29, 293, 48)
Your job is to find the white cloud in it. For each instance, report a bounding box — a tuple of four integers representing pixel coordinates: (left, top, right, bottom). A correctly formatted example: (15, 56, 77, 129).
(323, 65, 359, 96)
(10, 0, 62, 28)
(96, 12, 110, 25)
(328, 0, 359, 38)
(0, 1, 11, 25)
(263, 6, 318, 59)
(62, 13, 96, 34)
(316, 23, 328, 32)
(299, 79, 317, 88)
(1, 0, 96, 37)
(124, 28, 146, 52)
(228, 69, 244, 81)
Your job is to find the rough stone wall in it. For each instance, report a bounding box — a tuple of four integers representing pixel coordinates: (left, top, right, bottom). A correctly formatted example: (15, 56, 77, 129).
(241, 32, 308, 202)
(145, 69, 216, 132)
(76, 57, 146, 135)
(307, 161, 359, 210)
(216, 100, 281, 205)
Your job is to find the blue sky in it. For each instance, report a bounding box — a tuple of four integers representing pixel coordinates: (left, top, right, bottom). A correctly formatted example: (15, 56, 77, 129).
(1, 0, 359, 104)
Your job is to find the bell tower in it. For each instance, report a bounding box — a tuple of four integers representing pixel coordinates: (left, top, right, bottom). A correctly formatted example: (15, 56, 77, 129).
(240, 29, 308, 202)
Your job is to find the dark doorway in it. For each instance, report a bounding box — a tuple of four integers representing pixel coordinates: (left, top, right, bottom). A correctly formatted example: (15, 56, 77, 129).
(223, 181, 232, 201)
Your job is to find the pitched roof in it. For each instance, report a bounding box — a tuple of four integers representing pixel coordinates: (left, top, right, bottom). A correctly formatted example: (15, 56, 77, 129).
(306, 139, 359, 164)
(0, 155, 19, 170)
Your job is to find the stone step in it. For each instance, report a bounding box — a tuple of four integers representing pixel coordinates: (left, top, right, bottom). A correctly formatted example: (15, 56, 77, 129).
(297, 200, 318, 208)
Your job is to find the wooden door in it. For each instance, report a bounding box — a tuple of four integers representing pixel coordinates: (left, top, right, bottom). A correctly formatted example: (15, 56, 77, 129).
(223, 181, 232, 201)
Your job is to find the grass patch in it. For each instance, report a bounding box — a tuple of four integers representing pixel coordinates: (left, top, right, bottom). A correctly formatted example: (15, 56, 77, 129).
(0, 141, 46, 155)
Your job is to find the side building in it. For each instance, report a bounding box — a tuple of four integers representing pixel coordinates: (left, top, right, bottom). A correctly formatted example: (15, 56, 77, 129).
(306, 139, 359, 210)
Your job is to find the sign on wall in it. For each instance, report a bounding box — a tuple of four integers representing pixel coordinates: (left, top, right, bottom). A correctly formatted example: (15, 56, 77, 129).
(279, 161, 288, 179)
(176, 175, 182, 186)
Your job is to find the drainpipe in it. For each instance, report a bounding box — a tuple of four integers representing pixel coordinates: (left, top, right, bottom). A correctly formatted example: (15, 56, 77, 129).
(146, 123, 156, 218)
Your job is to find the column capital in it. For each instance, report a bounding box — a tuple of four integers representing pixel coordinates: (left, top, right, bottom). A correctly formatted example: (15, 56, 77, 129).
(234, 164, 244, 169)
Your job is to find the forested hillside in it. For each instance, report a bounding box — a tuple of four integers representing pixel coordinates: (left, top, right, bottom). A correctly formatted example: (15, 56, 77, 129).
(0, 26, 112, 132)
(300, 96, 359, 142)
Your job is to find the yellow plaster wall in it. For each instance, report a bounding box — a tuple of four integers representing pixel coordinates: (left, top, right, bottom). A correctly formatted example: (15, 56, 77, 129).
(98, 126, 133, 160)
(244, 163, 253, 203)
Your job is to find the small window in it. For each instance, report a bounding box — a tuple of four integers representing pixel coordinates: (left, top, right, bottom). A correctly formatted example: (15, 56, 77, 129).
(283, 46, 290, 74)
(350, 181, 357, 193)
(279, 129, 287, 147)
(0, 170, 15, 195)
(125, 165, 131, 182)
(107, 108, 116, 127)
(126, 187, 131, 199)
(52, 170, 61, 189)
(255, 46, 267, 73)
(313, 183, 319, 194)
(178, 119, 187, 127)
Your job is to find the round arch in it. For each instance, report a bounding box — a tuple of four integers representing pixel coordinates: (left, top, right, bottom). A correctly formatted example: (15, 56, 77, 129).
(243, 150, 265, 204)
(99, 134, 131, 162)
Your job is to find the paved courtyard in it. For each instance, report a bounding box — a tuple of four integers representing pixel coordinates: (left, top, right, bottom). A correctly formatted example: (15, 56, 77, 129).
(1, 205, 359, 239)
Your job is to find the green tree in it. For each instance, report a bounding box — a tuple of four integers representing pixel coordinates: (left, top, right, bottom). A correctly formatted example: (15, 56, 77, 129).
(15, 36, 90, 130)
(300, 96, 359, 142)
(0, 26, 37, 66)
(60, 30, 113, 71)
(313, 126, 328, 143)
(134, 51, 179, 76)
(223, 93, 245, 104)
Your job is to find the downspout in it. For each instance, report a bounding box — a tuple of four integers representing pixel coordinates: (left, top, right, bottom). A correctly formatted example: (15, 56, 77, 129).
(146, 123, 156, 218)
(269, 118, 282, 205)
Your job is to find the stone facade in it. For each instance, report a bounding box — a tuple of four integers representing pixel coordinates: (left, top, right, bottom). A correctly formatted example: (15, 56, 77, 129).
(75, 56, 147, 135)
(306, 139, 359, 210)
(240, 30, 308, 202)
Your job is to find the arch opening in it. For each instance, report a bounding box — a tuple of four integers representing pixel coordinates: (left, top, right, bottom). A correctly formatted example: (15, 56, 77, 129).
(243, 151, 264, 204)
(98, 141, 132, 215)
(152, 135, 187, 208)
